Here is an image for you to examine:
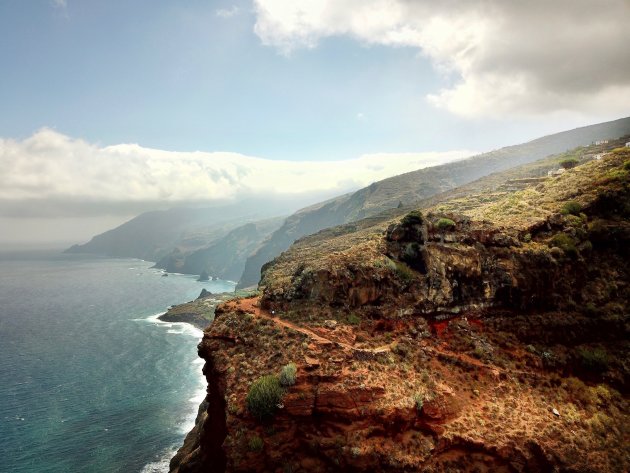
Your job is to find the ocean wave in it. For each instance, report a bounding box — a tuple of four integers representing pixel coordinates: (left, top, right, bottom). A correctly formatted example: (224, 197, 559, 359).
(134, 312, 204, 338)
(140, 448, 178, 473)
(180, 374, 207, 434)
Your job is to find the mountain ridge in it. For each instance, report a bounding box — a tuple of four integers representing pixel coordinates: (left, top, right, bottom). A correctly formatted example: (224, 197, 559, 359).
(237, 116, 630, 288)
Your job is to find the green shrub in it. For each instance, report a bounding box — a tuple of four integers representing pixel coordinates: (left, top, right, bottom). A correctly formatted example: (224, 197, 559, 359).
(560, 157, 579, 169)
(604, 169, 629, 181)
(402, 210, 423, 225)
(394, 261, 415, 283)
(436, 218, 456, 231)
(279, 363, 297, 387)
(578, 347, 609, 372)
(246, 375, 284, 421)
(248, 435, 264, 452)
(624, 161, 630, 171)
(561, 201, 582, 216)
(347, 313, 361, 325)
(413, 393, 423, 413)
(522, 233, 532, 243)
(549, 233, 578, 257)
(564, 214, 582, 227)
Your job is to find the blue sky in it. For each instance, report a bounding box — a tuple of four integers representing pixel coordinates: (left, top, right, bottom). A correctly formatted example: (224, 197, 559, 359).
(0, 0, 456, 160)
(1, 0, 628, 244)
(4, 0, 624, 161)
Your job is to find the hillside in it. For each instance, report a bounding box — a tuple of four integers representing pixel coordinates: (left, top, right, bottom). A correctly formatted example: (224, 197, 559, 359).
(237, 116, 630, 288)
(171, 147, 630, 473)
(154, 217, 283, 281)
(64, 198, 302, 262)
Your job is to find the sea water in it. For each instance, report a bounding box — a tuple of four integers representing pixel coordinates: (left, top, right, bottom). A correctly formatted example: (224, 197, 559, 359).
(0, 250, 235, 473)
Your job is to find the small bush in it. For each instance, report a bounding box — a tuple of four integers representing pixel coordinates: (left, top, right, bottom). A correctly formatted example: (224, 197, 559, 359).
(394, 261, 415, 283)
(624, 161, 630, 171)
(246, 375, 284, 421)
(561, 201, 582, 216)
(522, 233, 532, 243)
(436, 217, 456, 231)
(402, 210, 423, 226)
(248, 435, 264, 452)
(560, 157, 579, 169)
(564, 214, 582, 227)
(549, 233, 578, 257)
(413, 393, 423, 413)
(578, 347, 609, 372)
(347, 313, 361, 325)
(279, 363, 297, 387)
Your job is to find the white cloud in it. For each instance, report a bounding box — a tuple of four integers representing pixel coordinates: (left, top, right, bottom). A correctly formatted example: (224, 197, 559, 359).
(52, 0, 67, 8)
(216, 6, 240, 18)
(253, 0, 630, 118)
(0, 128, 473, 217)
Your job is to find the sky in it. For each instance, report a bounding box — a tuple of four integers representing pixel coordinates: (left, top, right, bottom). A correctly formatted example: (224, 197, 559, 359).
(1, 0, 629, 246)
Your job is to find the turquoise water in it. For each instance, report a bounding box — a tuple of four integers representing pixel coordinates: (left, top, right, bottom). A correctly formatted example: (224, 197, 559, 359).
(0, 250, 234, 473)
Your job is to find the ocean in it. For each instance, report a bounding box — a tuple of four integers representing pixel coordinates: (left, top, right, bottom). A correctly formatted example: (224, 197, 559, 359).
(0, 250, 235, 473)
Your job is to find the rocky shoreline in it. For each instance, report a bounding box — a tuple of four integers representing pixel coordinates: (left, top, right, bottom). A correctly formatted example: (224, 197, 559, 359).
(158, 288, 258, 330)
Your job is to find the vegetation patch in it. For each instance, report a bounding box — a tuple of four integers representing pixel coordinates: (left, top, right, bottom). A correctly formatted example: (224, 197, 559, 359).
(248, 435, 264, 452)
(413, 393, 424, 414)
(246, 375, 284, 421)
(578, 347, 609, 372)
(561, 201, 582, 216)
(279, 363, 297, 387)
(402, 210, 424, 226)
(393, 261, 415, 283)
(436, 217, 456, 231)
(549, 233, 578, 257)
(560, 157, 579, 169)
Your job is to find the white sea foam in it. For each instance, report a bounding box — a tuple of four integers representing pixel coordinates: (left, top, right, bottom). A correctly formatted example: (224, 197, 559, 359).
(180, 381, 207, 434)
(139, 310, 207, 444)
(140, 448, 178, 473)
(139, 312, 204, 338)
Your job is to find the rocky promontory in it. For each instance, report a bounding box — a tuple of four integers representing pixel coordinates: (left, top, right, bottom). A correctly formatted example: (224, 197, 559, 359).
(171, 148, 629, 472)
(158, 289, 257, 330)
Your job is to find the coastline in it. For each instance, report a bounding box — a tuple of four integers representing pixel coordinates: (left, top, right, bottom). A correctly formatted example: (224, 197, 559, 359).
(141, 311, 207, 473)
(157, 288, 259, 329)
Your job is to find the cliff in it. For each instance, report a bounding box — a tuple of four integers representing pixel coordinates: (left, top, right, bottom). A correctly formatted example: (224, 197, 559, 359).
(171, 148, 629, 472)
(154, 218, 283, 282)
(237, 116, 630, 289)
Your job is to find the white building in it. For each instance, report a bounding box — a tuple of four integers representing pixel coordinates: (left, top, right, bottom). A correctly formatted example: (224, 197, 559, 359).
(625, 141, 630, 147)
(594, 139, 609, 145)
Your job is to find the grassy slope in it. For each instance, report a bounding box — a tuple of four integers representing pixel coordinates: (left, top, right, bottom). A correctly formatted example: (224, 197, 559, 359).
(238, 118, 630, 288)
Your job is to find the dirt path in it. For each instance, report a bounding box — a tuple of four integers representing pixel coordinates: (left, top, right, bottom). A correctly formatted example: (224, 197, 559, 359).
(229, 297, 536, 377)
(230, 297, 391, 354)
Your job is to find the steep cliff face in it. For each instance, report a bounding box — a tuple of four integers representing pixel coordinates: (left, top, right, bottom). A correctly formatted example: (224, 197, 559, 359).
(172, 149, 629, 472)
(155, 218, 283, 281)
(260, 213, 570, 316)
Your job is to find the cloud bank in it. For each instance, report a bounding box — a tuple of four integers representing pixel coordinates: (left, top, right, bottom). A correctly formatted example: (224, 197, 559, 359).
(253, 0, 630, 118)
(0, 129, 472, 218)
